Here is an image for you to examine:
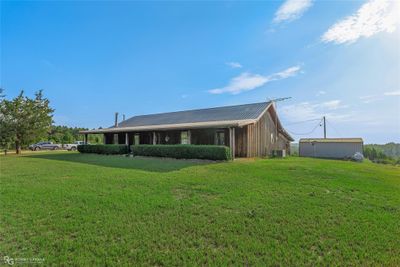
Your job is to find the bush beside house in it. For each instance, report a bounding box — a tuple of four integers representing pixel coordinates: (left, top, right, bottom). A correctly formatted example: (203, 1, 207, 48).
(131, 145, 232, 161)
(77, 144, 128, 155)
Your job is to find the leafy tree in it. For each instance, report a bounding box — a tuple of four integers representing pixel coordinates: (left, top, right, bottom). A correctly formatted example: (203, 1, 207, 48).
(0, 90, 54, 154)
(365, 143, 400, 158)
(0, 89, 14, 153)
(62, 131, 74, 144)
(364, 144, 399, 165)
(47, 125, 103, 144)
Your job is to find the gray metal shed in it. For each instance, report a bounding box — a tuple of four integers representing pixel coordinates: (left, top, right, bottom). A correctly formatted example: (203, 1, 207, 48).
(299, 138, 363, 159)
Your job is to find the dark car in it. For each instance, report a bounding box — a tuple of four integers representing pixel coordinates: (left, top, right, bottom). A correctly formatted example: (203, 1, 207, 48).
(29, 141, 62, 151)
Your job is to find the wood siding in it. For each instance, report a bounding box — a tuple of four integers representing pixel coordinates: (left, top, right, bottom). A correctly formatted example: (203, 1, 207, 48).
(235, 127, 247, 157)
(245, 107, 290, 157)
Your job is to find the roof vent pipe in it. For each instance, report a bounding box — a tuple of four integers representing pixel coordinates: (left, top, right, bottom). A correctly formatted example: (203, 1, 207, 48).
(115, 112, 119, 127)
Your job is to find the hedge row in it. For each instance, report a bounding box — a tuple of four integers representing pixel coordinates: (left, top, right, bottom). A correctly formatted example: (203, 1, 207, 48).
(77, 144, 128, 154)
(131, 145, 232, 161)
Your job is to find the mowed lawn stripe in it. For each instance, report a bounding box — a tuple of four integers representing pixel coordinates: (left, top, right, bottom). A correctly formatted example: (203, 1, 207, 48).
(1, 152, 399, 265)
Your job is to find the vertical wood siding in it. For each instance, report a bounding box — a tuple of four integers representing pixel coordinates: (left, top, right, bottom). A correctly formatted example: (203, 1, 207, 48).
(245, 108, 290, 157)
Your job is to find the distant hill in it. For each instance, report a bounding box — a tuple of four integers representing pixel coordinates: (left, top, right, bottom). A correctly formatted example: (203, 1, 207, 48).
(365, 143, 400, 158)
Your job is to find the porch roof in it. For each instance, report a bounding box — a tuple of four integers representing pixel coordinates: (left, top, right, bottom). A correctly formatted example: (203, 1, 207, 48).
(80, 119, 257, 134)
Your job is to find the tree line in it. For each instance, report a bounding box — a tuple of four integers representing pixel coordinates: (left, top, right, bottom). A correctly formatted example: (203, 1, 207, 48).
(48, 125, 102, 145)
(0, 89, 102, 154)
(363, 145, 400, 165)
(364, 143, 400, 158)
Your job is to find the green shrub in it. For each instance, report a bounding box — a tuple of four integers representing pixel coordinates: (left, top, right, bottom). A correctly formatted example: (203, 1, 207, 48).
(77, 144, 128, 155)
(131, 145, 232, 161)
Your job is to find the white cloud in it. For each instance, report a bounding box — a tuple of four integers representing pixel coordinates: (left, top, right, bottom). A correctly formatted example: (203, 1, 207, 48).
(316, 90, 326, 96)
(209, 73, 268, 95)
(281, 102, 320, 121)
(281, 100, 351, 123)
(269, 66, 302, 80)
(226, 62, 243, 69)
(209, 65, 301, 95)
(273, 0, 313, 23)
(319, 100, 343, 110)
(360, 95, 382, 103)
(322, 0, 400, 44)
(384, 90, 400, 96)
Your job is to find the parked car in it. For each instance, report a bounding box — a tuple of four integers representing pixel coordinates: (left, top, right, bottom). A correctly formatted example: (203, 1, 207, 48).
(63, 141, 86, 151)
(29, 141, 62, 151)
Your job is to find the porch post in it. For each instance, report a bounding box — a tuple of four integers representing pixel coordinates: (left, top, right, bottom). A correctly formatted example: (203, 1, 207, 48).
(84, 134, 88, 144)
(229, 127, 235, 159)
(125, 133, 129, 146)
(153, 132, 156, 145)
(114, 134, 119, 144)
(103, 134, 106, 144)
(188, 130, 191, 145)
(232, 127, 235, 159)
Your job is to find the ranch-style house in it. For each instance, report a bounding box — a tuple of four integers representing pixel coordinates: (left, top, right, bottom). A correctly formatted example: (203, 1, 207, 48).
(80, 101, 293, 158)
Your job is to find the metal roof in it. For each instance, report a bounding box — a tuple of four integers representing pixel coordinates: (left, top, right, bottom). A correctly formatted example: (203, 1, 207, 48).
(116, 101, 271, 128)
(299, 138, 363, 143)
(80, 101, 293, 141)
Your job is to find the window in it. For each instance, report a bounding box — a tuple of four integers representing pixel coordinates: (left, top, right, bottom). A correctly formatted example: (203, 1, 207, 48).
(134, 134, 140, 145)
(216, 131, 225, 145)
(181, 131, 189, 144)
(271, 133, 274, 144)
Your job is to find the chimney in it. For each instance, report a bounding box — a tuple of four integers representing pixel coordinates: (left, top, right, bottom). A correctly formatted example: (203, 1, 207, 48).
(114, 112, 119, 127)
(123, 114, 126, 121)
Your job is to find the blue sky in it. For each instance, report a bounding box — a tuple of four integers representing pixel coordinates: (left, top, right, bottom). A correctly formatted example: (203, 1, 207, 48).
(1, 0, 399, 143)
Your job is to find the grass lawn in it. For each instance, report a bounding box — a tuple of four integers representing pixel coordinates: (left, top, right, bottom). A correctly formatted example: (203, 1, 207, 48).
(1, 151, 399, 265)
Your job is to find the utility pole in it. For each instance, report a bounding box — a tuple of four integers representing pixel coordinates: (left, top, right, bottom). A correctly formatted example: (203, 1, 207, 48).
(323, 116, 326, 139)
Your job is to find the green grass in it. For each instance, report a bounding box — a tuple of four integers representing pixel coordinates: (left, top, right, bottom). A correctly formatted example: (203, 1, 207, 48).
(1, 151, 399, 266)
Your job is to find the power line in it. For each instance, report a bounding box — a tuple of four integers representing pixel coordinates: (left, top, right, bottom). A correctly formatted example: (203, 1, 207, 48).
(286, 118, 323, 136)
(326, 119, 342, 137)
(285, 118, 322, 126)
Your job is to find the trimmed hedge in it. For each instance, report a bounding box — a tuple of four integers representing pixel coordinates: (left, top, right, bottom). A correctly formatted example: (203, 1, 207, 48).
(131, 145, 232, 161)
(77, 144, 128, 155)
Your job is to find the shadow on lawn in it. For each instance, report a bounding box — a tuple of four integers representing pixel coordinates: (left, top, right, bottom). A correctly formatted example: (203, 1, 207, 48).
(26, 153, 212, 173)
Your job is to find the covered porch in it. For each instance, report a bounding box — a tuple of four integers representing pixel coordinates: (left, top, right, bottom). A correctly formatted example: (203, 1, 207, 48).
(83, 127, 245, 158)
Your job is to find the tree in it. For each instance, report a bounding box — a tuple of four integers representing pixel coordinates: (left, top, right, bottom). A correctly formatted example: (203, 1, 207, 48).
(0, 89, 14, 154)
(46, 125, 103, 145)
(0, 90, 54, 154)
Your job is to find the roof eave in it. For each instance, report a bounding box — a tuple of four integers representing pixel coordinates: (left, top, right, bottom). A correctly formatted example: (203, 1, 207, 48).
(265, 103, 294, 141)
(80, 119, 256, 134)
